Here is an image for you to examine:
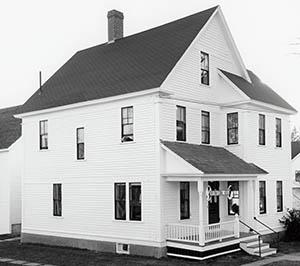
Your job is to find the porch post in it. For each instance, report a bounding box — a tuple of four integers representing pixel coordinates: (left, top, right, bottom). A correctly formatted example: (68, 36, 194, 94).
(197, 180, 205, 246)
(234, 214, 240, 238)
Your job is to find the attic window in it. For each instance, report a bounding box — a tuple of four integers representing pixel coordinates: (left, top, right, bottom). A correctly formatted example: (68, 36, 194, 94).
(201, 52, 209, 85)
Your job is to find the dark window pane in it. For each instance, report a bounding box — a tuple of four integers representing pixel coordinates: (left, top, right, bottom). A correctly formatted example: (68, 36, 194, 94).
(180, 182, 190, 220)
(53, 184, 62, 216)
(39, 120, 48, 149)
(176, 106, 186, 141)
(201, 111, 210, 144)
(129, 183, 141, 221)
(259, 181, 266, 214)
(276, 118, 282, 147)
(115, 183, 126, 220)
(277, 181, 283, 212)
(227, 113, 238, 145)
(259, 115, 266, 145)
(121, 107, 134, 142)
(76, 128, 85, 160)
(201, 52, 209, 85)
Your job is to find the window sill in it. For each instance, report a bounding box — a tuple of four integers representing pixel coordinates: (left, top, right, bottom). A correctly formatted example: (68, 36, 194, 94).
(52, 216, 64, 219)
(275, 146, 283, 150)
(75, 159, 87, 162)
(120, 141, 136, 145)
(38, 149, 50, 152)
(257, 213, 267, 217)
(225, 144, 240, 147)
(112, 219, 143, 224)
(257, 144, 267, 148)
(200, 83, 211, 89)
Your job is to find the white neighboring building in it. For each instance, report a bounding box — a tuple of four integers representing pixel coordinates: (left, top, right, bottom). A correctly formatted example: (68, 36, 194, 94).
(0, 106, 22, 235)
(16, 6, 296, 260)
(291, 142, 300, 208)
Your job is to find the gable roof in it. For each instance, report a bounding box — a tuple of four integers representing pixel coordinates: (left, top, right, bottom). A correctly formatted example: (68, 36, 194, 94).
(0, 106, 22, 150)
(19, 6, 218, 114)
(220, 69, 296, 112)
(162, 140, 267, 175)
(292, 141, 300, 159)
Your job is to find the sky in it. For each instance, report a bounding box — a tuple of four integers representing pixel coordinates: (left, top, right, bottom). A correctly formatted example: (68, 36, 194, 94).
(0, 0, 300, 126)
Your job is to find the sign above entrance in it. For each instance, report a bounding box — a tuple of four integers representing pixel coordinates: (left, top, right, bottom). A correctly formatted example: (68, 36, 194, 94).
(206, 185, 233, 202)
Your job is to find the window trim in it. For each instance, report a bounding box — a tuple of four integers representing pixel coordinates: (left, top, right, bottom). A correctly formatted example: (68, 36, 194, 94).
(76, 127, 85, 160)
(276, 181, 283, 213)
(180, 182, 190, 220)
(276, 118, 282, 148)
(176, 105, 186, 142)
(200, 51, 210, 86)
(259, 114, 266, 145)
(227, 112, 238, 145)
(39, 120, 48, 150)
(53, 183, 62, 217)
(129, 182, 142, 221)
(121, 106, 134, 142)
(201, 111, 210, 144)
(259, 181, 267, 214)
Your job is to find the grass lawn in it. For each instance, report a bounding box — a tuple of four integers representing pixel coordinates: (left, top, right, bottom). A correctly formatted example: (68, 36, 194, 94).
(264, 261, 300, 266)
(0, 240, 261, 266)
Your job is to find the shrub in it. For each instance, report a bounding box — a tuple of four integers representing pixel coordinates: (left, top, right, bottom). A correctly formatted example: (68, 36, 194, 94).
(279, 208, 300, 241)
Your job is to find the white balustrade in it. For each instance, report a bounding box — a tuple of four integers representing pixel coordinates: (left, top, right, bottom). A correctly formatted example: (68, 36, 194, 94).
(204, 220, 236, 243)
(165, 224, 199, 243)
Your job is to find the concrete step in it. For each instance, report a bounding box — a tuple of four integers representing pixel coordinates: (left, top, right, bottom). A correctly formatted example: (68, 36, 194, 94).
(254, 248, 277, 257)
(246, 243, 270, 252)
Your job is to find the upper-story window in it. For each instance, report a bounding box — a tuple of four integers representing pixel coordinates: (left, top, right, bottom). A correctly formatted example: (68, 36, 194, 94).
(39, 120, 48, 150)
(176, 106, 186, 141)
(201, 111, 210, 144)
(227, 113, 238, 145)
(259, 114, 266, 145)
(121, 106, 134, 142)
(76, 127, 85, 160)
(276, 118, 282, 147)
(200, 52, 209, 85)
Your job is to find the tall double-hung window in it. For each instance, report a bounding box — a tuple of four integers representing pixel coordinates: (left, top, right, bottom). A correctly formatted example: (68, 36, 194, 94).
(259, 181, 266, 214)
(259, 114, 266, 145)
(76, 127, 85, 160)
(53, 184, 62, 217)
(121, 106, 134, 142)
(176, 106, 186, 141)
(201, 111, 210, 144)
(276, 181, 283, 212)
(200, 52, 209, 85)
(39, 120, 48, 150)
(227, 113, 238, 145)
(276, 118, 282, 147)
(180, 182, 190, 220)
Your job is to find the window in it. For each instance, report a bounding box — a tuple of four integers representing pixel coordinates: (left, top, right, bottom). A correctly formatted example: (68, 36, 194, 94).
(129, 183, 142, 221)
(180, 182, 190, 220)
(201, 111, 210, 144)
(53, 184, 62, 217)
(176, 106, 186, 141)
(200, 52, 209, 85)
(115, 183, 126, 220)
(227, 113, 238, 145)
(276, 181, 283, 212)
(259, 181, 266, 214)
(121, 106, 134, 142)
(259, 114, 266, 145)
(76, 127, 85, 160)
(228, 181, 239, 215)
(39, 120, 48, 150)
(276, 118, 282, 147)
(295, 171, 300, 182)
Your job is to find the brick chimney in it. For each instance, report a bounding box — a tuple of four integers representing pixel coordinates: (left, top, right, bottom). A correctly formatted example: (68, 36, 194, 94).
(107, 10, 124, 42)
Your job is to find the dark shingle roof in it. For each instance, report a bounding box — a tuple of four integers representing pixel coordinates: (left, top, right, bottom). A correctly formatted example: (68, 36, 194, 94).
(19, 6, 218, 114)
(292, 141, 300, 159)
(0, 106, 22, 149)
(220, 69, 296, 112)
(162, 140, 267, 175)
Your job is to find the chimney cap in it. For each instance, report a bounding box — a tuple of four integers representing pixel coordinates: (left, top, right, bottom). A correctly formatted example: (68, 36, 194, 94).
(107, 10, 124, 19)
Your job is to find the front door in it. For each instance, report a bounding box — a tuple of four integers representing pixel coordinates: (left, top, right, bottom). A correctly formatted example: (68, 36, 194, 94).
(208, 181, 220, 224)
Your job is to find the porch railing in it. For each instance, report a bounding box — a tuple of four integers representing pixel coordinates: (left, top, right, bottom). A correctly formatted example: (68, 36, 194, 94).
(165, 216, 239, 245)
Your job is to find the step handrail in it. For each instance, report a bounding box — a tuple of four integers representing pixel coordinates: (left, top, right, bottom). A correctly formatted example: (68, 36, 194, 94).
(253, 217, 280, 248)
(239, 219, 262, 257)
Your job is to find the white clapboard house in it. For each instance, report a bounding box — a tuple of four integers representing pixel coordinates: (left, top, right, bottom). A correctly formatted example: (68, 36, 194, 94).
(291, 142, 300, 208)
(16, 6, 296, 260)
(0, 106, 22, 235)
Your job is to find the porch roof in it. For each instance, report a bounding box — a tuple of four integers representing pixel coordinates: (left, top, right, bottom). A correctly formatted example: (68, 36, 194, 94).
(161, 141, 267, 175)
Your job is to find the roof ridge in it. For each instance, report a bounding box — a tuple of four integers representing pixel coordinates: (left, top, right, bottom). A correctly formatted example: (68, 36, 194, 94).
(77, 6, 219, 54)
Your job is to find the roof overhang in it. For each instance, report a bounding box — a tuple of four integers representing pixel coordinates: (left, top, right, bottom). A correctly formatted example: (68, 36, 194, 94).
(15, 87, 172, 119)
(0, 148, 9, 153)
(162, 173, 260, 182)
